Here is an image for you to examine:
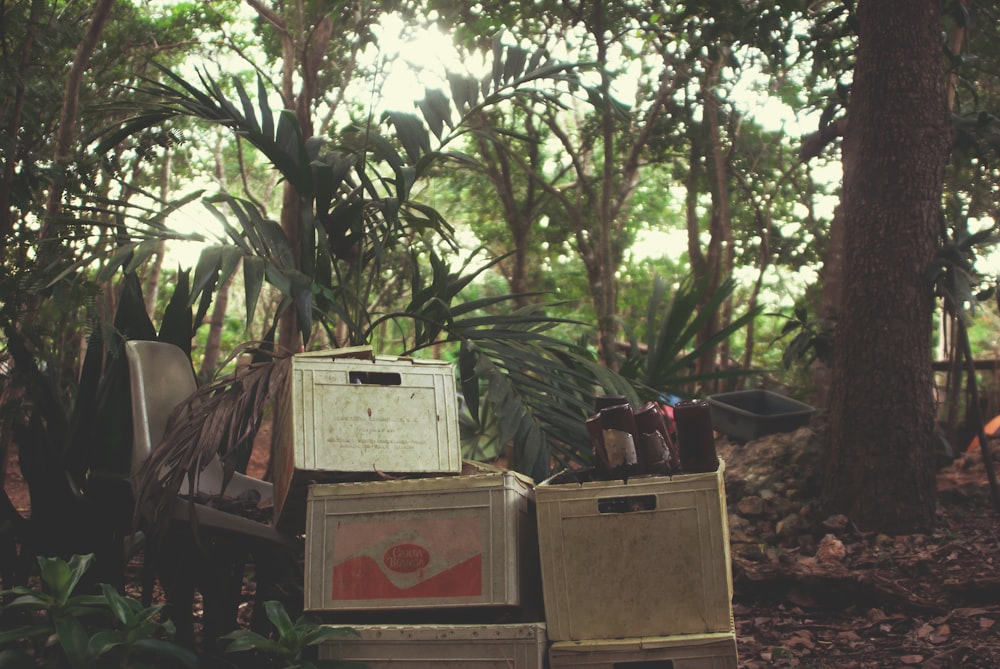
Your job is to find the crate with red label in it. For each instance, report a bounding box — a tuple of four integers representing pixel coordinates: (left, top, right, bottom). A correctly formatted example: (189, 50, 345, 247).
(304, 470, 540, 613)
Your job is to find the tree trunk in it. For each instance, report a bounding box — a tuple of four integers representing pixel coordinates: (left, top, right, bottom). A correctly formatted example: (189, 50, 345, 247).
(812, 202, 845, 407)
(200, 273, 233, 381)
(144, 149, 171, 315)
(247, 0, 327, 354)
(824, 1, 952, 533)
(698, 49, 732, 390)
(44, 0, 116, 222)
(594, 3, 619, 370)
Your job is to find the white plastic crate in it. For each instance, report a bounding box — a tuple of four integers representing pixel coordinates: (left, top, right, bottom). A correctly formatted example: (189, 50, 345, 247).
(272, 347, 462, 530)
(536, 462, 732, 641)
(318, 623, 548, 668)
(549, 631, 738, 669)
(304, 471, 540, 612)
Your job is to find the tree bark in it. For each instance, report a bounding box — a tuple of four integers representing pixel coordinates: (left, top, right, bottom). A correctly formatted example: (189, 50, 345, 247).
(45, 0, 116, 222)
(200, 273, 233, 381)
(144, 149, 170, 315)
(824, 1, 952, 533)
(697, 48, 733, 390)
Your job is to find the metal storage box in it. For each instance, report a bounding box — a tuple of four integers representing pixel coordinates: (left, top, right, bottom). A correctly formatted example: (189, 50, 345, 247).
(549, 631, 738, 669)
(706, 389, 815, 440)
(304, 471, 540, 612)
(318, 623, 548, 668)
(535, 463, 732, 641)
(272, 347, 462, 530)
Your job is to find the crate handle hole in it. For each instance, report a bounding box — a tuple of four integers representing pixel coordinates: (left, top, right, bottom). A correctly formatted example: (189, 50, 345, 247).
(597, 494, 656, 514)
(349, 371, 402, 386)
(613, 662, 674, 669)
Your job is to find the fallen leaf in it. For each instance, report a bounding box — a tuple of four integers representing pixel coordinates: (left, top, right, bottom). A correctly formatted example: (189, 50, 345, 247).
(900, 655, 924, 665)
(952, 607, 991, 617)
(786, 631, 816, 650)
(867, 608, 888, 622)
(916, 622, 935, 639)
(836, 631, 862, 643)
(929, 624, 950, 644)
(817, 533, 847, 563)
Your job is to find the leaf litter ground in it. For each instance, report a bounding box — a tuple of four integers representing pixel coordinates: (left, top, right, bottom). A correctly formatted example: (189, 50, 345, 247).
(720, 428, 1000, 669)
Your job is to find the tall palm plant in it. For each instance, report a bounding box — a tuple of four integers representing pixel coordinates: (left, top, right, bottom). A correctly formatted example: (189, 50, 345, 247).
(619, 274, 763, 399)
(97, 40, 616, 486)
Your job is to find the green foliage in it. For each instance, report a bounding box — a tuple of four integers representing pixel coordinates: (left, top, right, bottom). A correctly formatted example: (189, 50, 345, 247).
(929, 226, 1000, 320)
(771, 304, 834, 370)
(221, 600, 365, 669)
(94, 44, 629, 482)
(619, 274, 763, 398)
(0, 554, 197, 669)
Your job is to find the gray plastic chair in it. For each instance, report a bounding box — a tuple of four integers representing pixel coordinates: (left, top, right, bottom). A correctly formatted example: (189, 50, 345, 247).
(125, 339, 287, 544)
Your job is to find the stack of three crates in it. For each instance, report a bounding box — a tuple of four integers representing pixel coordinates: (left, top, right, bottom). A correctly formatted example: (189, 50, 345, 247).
(272, 349, 548, 667)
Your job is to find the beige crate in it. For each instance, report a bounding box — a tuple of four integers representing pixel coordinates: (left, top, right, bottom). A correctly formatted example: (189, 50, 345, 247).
(536, 462, 732, 641)
(318, 623, 548, 668)
(304, 471, 540, 612)
(272, 347, 462, 530)
(549, 631, 738, 669)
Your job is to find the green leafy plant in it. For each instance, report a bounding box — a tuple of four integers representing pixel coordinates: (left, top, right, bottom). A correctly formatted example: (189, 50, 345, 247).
(929, 225, 1000, 510)
(619, 274, 763, 398)
(97, 44, 630, 489)
(771, 304, 834, 370)
(221, 600, 365, 669)
(1, 270, 195, 592)
(0, 553, 198, 669)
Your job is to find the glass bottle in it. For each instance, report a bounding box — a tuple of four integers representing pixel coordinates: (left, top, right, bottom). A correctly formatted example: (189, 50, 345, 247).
(633, 401, 680, 474)
(672, 399, 719, 473)
(598, 403, 638, 476)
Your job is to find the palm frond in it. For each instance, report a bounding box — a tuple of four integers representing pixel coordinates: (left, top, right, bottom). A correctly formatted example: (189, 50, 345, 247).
(134, 344, 292, 538)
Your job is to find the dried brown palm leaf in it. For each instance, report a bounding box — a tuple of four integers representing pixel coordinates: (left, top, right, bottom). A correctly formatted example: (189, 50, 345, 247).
(133, 342, 293, 540)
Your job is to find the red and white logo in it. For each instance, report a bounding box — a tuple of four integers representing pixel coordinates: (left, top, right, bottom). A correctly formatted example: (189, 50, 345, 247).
(382, 543, 431, 573)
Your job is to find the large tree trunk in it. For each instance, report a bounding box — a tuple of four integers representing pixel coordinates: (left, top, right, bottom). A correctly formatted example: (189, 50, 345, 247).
(824, 1, 952, 533)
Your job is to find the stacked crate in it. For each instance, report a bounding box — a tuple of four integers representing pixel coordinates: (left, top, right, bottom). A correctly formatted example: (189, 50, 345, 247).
(273, 348, 547, 668)
(535, 463, 739, 668)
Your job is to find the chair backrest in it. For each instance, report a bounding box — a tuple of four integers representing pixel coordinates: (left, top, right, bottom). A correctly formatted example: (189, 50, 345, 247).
(124, 340, 197, 489)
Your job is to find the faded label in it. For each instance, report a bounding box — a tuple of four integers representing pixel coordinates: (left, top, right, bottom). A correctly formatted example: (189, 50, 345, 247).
(317, 384, 438, 452)
(331, 516, 483, 600)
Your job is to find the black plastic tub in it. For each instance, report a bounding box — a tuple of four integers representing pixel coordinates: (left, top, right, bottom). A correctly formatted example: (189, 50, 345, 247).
(706, 389, 815, 441)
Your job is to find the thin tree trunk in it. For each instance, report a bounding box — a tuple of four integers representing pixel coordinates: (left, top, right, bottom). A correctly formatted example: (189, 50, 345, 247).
(144, 149, 171, 315)
(44, 0, 116, 222)
(594, 3, 619, 370)
(812, 203, 845, 407)
(696, 49, 731, 389)
(200, 273, 233, 380)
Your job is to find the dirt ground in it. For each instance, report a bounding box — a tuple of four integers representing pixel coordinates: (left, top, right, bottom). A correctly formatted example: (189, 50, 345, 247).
(4, 428, 1000, 668)
(718, 429, 1000, 669)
